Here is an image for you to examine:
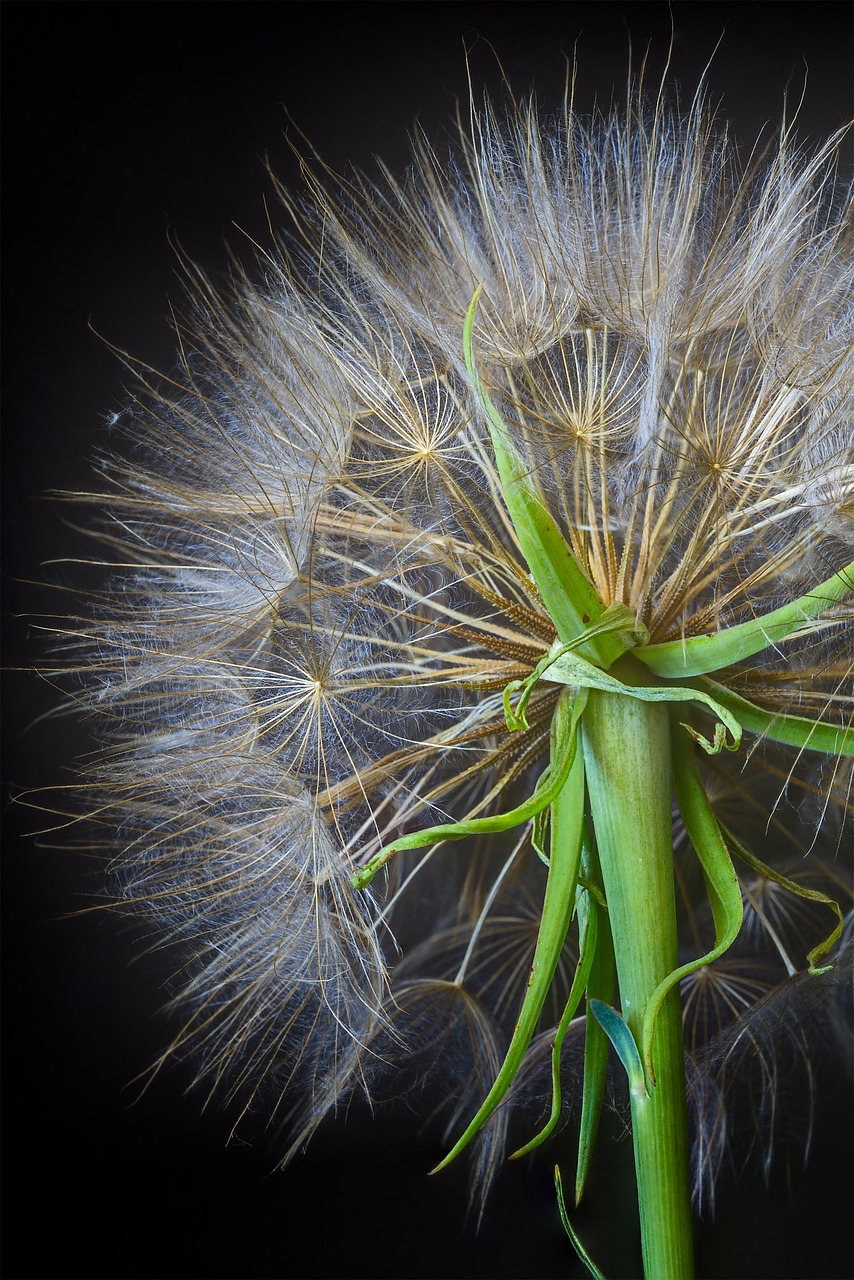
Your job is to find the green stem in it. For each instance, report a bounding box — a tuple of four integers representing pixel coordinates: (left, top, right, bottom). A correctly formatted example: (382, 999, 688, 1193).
(582, 661, 694, 1279)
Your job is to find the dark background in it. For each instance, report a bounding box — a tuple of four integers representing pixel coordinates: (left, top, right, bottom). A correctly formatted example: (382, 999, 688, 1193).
(3, 3, 852, 1278)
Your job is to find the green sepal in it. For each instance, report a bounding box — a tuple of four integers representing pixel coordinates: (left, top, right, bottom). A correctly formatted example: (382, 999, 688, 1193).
(589, 999, 648, 1100)
(722, 823, 844, 972)
(432, 690, 586, 1173)
(576, 841, 616, 1206)
(504, 603, 645, 732)
(509, 883, 598, 1160)
(635, 561, 854, 678)
(352, 688, 587, 889)
(531, 801, 551, 867)
(697, 677, 854, 757)
(555, 1165, 607, 1280)
(506, 643, 742, 755)
(463, 288, 621, 667)
(639, 729, 743, 1082)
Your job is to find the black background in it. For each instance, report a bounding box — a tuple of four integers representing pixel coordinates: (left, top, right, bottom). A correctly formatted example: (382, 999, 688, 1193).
(3, 3, 852, 1278)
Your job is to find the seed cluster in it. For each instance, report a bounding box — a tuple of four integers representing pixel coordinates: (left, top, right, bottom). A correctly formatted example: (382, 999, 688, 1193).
(54, 80, 852, 1211)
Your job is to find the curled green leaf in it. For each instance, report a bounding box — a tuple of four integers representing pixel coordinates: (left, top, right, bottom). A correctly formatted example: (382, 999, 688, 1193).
(504, 603, 646, 732)
(506, 644, 743, 754)
(697, 677, 854, 757)
(352, 689, 587, 888)
(723, 823, 844, 972)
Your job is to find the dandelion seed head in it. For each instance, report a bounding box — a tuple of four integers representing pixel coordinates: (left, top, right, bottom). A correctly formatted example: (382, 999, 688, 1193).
(50, 66, 853, 1215)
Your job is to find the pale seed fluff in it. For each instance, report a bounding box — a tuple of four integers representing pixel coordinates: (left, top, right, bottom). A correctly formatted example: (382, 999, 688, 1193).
(55, 78, 852, 1215)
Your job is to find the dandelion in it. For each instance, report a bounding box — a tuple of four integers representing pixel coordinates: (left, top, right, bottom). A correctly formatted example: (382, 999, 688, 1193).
(50, 68, 852, 1278)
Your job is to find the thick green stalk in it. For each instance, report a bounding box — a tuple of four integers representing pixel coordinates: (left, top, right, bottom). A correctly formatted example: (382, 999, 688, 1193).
(582, 661, 694, 1279)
